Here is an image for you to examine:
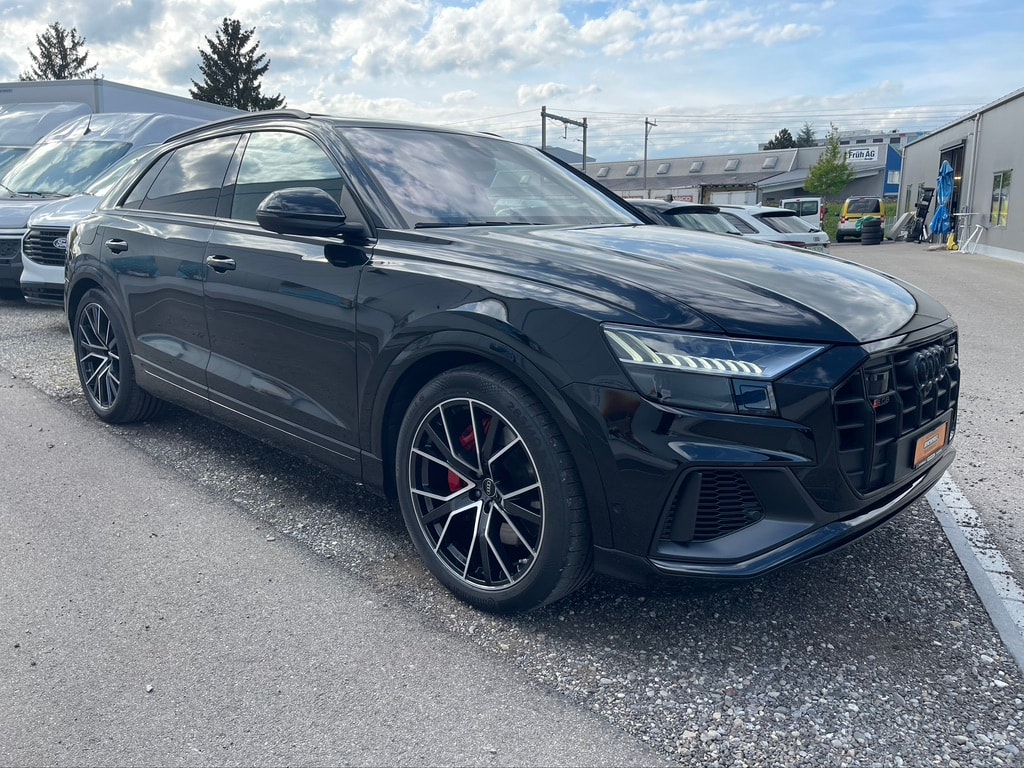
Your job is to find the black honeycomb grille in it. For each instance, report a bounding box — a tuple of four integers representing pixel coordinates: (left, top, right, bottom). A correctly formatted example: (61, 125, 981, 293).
(661, 470, 764, 544)
(834, 332, 959, 494)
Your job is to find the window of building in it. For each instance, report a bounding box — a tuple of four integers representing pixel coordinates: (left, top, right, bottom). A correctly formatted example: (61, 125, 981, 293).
(990, 170, 1012, 226)
(724, 159, 739, 171)
(656, 163, 671, 175)
(625, 165, 639, 177)
(761, 156, 778, 170)
(596, 166, 609, 178)
(689, 161, 703, 173)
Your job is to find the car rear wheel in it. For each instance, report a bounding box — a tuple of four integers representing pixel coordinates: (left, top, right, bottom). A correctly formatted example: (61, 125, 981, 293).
(395, 364, 592, 612)
(73, 288, 163, 423)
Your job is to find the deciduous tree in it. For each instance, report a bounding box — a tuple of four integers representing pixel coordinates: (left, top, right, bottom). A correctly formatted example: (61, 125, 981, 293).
(804, 123, 854, 199)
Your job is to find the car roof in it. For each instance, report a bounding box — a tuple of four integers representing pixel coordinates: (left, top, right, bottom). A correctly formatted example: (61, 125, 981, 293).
(166, 108, 494, 144)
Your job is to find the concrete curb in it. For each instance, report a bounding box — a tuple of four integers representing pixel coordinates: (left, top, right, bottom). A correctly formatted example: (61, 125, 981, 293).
(928, 472, 1024, 673)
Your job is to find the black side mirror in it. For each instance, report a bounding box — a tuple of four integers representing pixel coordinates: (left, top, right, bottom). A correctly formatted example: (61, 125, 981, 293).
(256, 187, 370, 241)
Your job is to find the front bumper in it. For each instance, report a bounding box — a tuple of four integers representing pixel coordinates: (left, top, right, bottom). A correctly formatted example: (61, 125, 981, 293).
(569, 323, 960, 584)
(0, 233, 23, 288)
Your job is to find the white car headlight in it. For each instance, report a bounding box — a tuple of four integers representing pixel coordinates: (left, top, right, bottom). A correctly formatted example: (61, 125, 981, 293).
(603, 325, 827, 415)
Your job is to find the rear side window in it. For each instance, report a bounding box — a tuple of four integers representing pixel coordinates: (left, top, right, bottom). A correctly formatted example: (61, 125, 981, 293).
(758, 212, 813, 234)
(720, 212, 757, 234)
(125, 135, 239, 217)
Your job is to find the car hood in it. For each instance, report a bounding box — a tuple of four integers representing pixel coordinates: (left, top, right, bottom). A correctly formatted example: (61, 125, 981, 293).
(0, 198, 52, 228)
(27, 194, 101, 228)
(392, 225, 948, 344)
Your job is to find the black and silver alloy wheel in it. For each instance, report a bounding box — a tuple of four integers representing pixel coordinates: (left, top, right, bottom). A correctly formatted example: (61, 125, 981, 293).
(72, 288, 163, 424)
(396, 364, 592, 612)
(408, 396, 544, 590)
(76, 300, 122, 411)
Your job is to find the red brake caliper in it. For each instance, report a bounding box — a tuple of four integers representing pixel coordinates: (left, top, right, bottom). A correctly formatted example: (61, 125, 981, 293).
(447, 418, 490, 493)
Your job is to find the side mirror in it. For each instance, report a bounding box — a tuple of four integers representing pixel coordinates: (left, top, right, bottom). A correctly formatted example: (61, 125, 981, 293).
(256, 187, 370, 241)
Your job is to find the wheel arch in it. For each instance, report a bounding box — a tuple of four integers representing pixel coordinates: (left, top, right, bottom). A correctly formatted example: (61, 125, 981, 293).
(367, 331, 615, 548)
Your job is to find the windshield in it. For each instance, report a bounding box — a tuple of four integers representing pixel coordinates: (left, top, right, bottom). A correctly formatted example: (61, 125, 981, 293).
(340, 127, 639, 228)
(1, 139, 132, 197)
(0, 147, 29, 179)
(83, 146, 159, 197)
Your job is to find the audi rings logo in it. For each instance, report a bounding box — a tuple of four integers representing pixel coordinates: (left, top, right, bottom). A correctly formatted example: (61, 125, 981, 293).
(911, 345, 946, 395)
(53, 237, 69, 251)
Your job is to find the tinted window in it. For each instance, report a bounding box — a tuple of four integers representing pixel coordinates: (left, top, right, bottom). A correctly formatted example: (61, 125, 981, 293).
(230, 132, 344, 222)
(847, 198, 881, 214)
(135, 136, 239, 216)
(720, 212, 757, 234)
(757, 212, 814, 234)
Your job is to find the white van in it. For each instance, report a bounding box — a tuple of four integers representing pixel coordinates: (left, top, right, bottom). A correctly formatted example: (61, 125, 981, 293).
(1, 112, 209, 294)
(780, 196, 825, 230)
(0, 102, 92, 177)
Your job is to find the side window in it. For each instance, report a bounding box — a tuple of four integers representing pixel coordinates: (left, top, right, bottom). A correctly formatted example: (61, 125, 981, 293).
(230, 132, 344, 223)
(721, 212, 757, 234)
(134, 136, 239, 216)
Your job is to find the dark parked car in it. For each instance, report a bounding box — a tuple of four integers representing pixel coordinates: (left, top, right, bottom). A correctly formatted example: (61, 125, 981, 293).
(628, 198, 742, 235)
(66, 110, 960, 612)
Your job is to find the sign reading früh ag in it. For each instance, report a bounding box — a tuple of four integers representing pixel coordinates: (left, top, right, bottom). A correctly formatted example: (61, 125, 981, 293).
(846, 147, 879, 163)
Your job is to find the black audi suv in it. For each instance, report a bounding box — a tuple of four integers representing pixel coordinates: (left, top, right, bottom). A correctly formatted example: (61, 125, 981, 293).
(65, 110, 959, 612)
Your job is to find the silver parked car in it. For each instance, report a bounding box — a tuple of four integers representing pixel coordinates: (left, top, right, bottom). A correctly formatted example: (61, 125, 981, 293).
(717, 204, 830, 252)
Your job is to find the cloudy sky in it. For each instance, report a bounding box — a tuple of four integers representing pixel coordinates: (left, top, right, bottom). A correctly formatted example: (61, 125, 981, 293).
(1, 0, 1021, 161)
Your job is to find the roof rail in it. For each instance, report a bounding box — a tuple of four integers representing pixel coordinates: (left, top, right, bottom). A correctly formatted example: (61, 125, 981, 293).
(163, 107, 312, 143)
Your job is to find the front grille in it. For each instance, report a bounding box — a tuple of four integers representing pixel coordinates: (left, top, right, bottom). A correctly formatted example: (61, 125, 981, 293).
(834, 332, 959, 493)
(660, 470, 764, 544)
(23, 228, 70, 267)
(0, 236, 20, 265)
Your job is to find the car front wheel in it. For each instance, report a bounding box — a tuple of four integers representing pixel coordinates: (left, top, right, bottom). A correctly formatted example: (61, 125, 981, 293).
(395, 364, 592, 612)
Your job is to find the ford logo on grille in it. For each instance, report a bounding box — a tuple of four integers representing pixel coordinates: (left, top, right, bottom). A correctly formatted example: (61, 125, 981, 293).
(911, 345, 946, 395)
(53, 237, 69, 251)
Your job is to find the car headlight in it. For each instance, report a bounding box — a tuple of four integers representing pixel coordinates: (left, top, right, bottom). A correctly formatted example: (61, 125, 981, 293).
(603, 324, 827, 415)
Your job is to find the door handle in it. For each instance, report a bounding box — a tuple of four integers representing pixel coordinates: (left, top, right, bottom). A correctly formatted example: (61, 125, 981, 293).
(105, 239, 128, 254)
(205, 254, 236, 272)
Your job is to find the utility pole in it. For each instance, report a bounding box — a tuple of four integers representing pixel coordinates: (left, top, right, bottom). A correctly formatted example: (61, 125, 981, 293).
(643, 117, 657, 198)
(540, 106, 589, 171)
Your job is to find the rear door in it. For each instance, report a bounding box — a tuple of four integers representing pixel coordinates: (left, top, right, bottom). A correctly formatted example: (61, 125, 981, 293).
(102, 135, 240, 404)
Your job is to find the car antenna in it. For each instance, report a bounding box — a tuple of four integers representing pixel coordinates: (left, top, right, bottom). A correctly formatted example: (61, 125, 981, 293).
(83, 113, 93, 135)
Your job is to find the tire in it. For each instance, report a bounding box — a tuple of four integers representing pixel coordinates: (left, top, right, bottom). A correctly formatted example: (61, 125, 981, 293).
(73, 288, 164, 424)
(836, 233, 845, 243)
(395, 364, 593, 612)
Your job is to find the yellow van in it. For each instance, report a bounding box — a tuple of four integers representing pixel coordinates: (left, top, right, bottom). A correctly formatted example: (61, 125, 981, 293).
(836, 197, 884, 242)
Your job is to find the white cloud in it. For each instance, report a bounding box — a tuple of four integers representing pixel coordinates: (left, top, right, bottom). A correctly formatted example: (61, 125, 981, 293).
(517, 82, 571, 106)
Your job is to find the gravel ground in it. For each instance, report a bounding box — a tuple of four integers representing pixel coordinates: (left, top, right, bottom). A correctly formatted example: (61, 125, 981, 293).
(2, 294, 1023, 767)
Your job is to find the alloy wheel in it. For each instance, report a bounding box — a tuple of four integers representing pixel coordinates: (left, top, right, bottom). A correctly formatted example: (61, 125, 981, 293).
(76, 301, 121, 410)
(407, 397, 544, 590)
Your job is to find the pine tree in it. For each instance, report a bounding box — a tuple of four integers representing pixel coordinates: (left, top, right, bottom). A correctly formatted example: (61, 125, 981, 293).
(795, 122, 816, 148)
(189, 18, 285, 111)
(764, 128, 796, 150)
(19, 22, 99, 81)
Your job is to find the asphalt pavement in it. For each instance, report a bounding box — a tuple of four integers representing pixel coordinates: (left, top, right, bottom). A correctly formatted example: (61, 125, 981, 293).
(0, 376, 665, 767)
